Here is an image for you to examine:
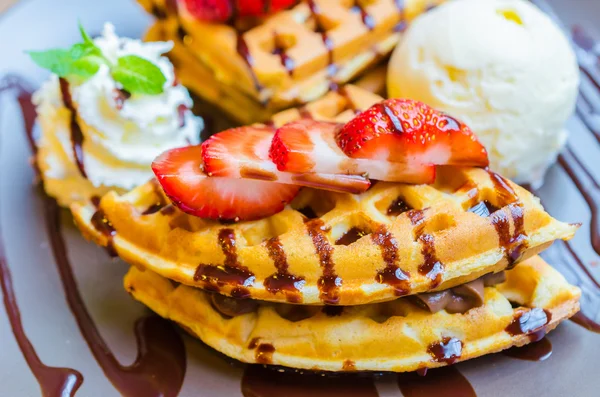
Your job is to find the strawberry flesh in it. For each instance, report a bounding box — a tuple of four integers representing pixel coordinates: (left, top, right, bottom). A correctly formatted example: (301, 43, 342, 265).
(152, 145, 300, 221)
(202, 125, 371, 194)
(270, 119, 436, 184)
(336, 99, 489, 167)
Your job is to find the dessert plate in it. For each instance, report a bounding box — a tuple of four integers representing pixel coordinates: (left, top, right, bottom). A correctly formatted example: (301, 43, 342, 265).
(0, 0, 599, 396)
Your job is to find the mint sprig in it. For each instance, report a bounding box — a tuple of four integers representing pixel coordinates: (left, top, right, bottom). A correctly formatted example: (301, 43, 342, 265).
(27, 23, 167, 95)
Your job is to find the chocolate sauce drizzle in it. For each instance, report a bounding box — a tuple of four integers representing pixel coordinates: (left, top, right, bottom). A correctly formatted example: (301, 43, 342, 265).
(307, 0, 337, 77)
(335, 226, 368, 246)
(351, 1, 375, 31)
(272, 33, 295, 76)
(90, 204, 118, 257)
(427, 337, 463, 365)
(393, 0, 408, 33)
(264, 236, 305, 303)
(241, 364, 379, 397)
(236, 32, 263, 91)
(397, 366, 477, 397)
(58, 78, 86, 178)
(372, 225, 411, 295)
(409, 209, 444, 287)
(505, 308, 551, 342)
(503, 337, 553, 362)
(194, 229, 256, 294)
(305, 219, 340, 304)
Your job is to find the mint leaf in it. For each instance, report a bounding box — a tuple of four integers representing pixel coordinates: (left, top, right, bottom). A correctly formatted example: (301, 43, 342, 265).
(28, 49, 78, 77)
(79, 22, 94, 46)
(70, 55, 106, 78)
(111, 55, 166, 95)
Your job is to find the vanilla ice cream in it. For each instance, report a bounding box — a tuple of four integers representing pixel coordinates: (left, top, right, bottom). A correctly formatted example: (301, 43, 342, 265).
(34, 23, 202, 206)
(387, 0, 579, 186)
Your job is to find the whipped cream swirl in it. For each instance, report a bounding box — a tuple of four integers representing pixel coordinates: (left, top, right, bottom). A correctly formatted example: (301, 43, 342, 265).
(34, 23, 202, 206)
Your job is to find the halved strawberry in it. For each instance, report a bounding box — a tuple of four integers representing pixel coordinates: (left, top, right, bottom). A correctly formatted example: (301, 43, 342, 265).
(336, 99, 489, 167)
(270, 119, 436, 184)
(152, 145, 300, 221)
(181, 0, 297, 22)
(202, 126, 371, 194)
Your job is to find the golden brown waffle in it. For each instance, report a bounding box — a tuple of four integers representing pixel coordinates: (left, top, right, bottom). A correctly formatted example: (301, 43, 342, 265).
(71, 161, 577, 305)
(123, 256, 580, 372)
(141, 0, 445, 123)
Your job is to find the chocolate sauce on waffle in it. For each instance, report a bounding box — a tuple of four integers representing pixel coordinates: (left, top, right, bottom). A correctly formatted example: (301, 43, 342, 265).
(408, 210, 444, 287)
(351, 1, 375, 31)
(273, 33, 295, 76)
(487, 171, 528, 268)
(241, 364, 379, 396)
(427, 337, 463, 364)
(397, 366, 477, 397)
(305, 219, 340, 304)
(194, 229, 256, 293)
(387, 197, 412, 216)
(503, 337, 553, 361)
(336, 227, 368, 245)
(58, 78, 87, 178)
(264, 237, 305, 303)
(506, 308, 551, 342)
(372, 225, 411, 295)
(90, 198, 118, 257)
(248, 338, 276, 364)
(392, 0, 408, 33)
(307, 0, 337, 77)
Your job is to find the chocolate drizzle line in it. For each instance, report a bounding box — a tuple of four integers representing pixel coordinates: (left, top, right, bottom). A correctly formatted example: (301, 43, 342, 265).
(194, 229, 256, 293)
(392, 0, 407, 32)
(0, 78, 83, 397)
(372, 225, 410, 295)
(272, 33, 295, 76)
(505, 308, 551, 342)
(397, 366, 477, 397)
(44, 198, 187, 397)
(409, 209, 444, 287)
(58, 78, 86, 179)
(264, 237, 305, 303)
(305, 219, 340, 304)
(558, 147, 600, 255)
(351, 1, 375, 31)
(427, 337, 463, 365)
(241, 364, 379, 397)
(307, 0, 337, 77)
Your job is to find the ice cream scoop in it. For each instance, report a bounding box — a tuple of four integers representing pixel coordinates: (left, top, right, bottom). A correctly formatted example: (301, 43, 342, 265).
(33, 23, 203, 206)
(387, 0, 579, 186)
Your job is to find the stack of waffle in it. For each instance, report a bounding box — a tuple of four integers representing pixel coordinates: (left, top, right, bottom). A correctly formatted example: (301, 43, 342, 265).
(137, 0, 445, 124)
(71, 85, 581, 372)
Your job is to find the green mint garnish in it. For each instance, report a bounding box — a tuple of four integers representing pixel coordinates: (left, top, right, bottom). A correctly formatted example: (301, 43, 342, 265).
(111, 55, 167, 95)
(27, 23, 166, 95)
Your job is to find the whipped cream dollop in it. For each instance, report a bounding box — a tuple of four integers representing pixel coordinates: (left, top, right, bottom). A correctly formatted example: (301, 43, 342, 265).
(387, 0, 579, 187)
(34, 23, 202, 206)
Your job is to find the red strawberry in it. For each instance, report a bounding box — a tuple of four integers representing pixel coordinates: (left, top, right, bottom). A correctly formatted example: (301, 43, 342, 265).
(180, 0, 232, 22)
(180, 0, 297, 22)
(336, 99, 489, 167)
(270, 119, 436, 184)
(202, 125, 370, 194)
(152, 145, 300, 221)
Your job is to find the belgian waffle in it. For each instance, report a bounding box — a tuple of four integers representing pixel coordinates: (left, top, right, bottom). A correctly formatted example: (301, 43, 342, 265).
(141, 0, 445, 123)
(72, 160, 577, 305)
(123, 256, 580, 372)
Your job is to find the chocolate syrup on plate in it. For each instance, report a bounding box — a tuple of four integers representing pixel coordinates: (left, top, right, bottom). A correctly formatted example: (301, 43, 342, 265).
(503, 337, 553, 361)
(241, 365, 379, 397)
(397, 366, 477, 397)
(0, 76, 83, 397)
(264, 236, 305, 303)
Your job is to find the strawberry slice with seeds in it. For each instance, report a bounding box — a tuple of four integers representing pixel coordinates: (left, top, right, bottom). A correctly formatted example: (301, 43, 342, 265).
(336, 99, 489, 167)
(181, 0, 297, 22)
(270, 119, 436, 184)
(152, 145, 300, 221)
(202, 126, 371, 194)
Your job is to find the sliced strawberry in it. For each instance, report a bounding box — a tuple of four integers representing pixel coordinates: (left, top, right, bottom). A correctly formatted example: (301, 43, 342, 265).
(180, 0, 232, 22)
(202, 126, 371, 194)
(336, 99, 489, 167)
(270, 119, 436, 184)
(152, 145, 300, 221)
(181, 0, 297, 22)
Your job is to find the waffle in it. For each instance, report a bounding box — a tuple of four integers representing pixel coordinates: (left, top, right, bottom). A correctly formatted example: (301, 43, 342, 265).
(141, 0, 445, 123)
(123, 255, 580, 372)
(72, 159, 577, 306)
